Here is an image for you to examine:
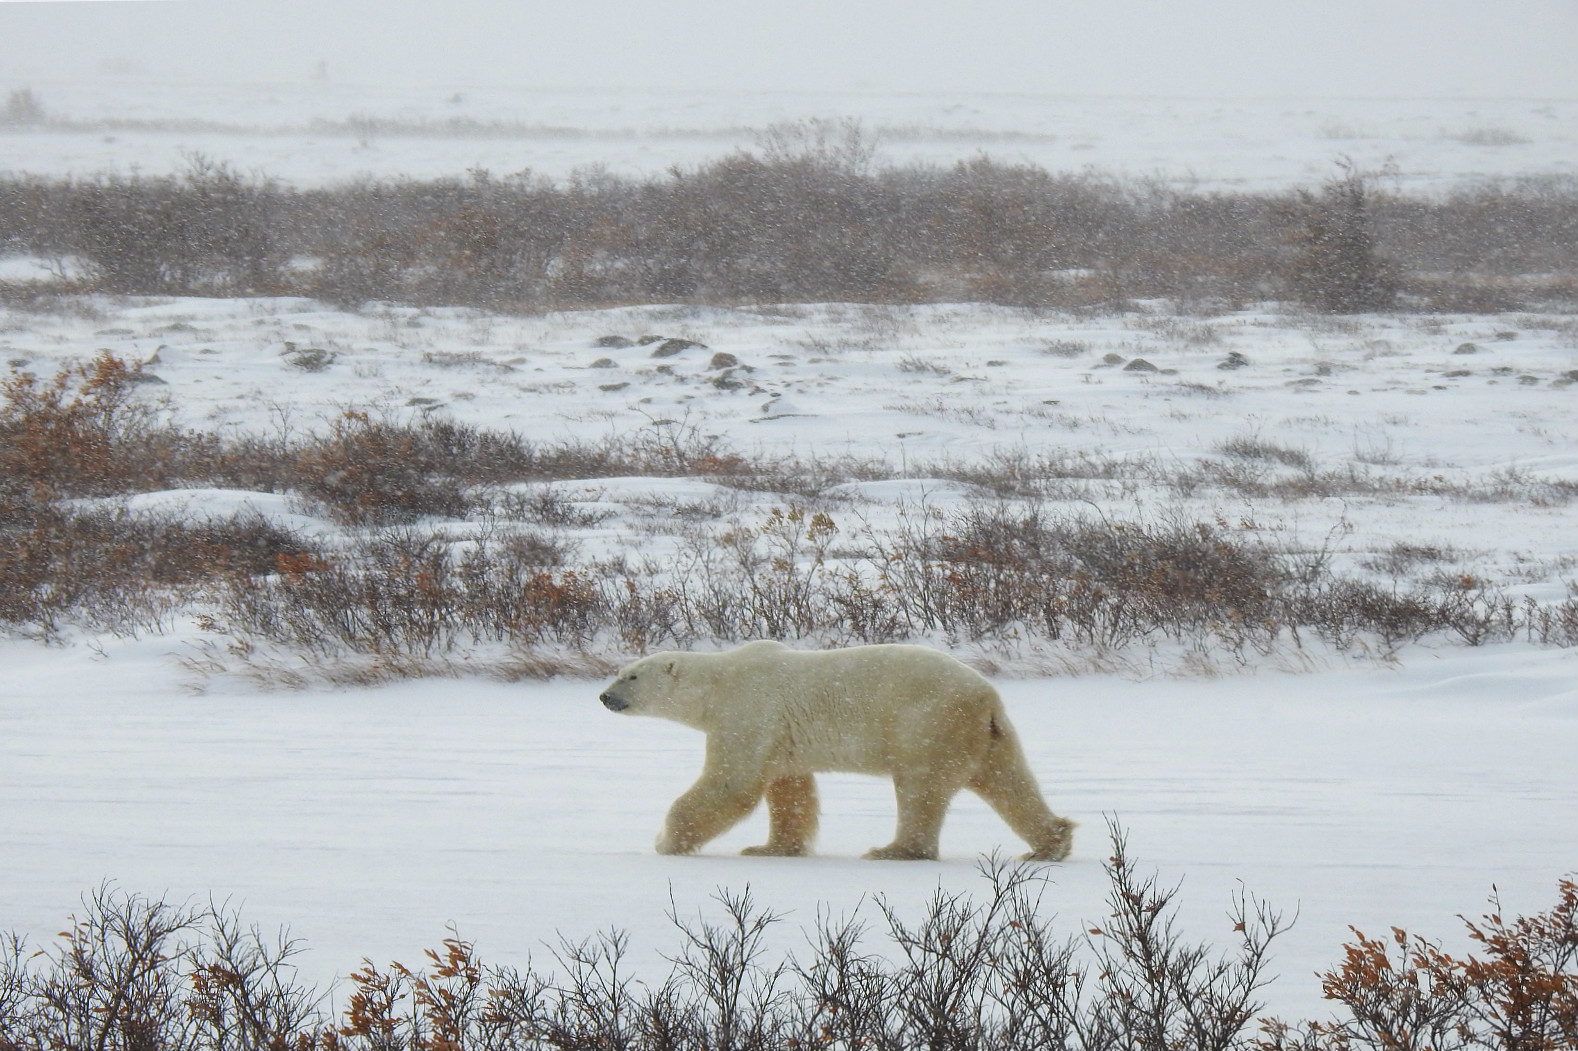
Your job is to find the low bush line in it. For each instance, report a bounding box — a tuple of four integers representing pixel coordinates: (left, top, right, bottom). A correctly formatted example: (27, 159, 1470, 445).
(3, 827, 1573, 1051)
(3, 140, 1574, 312)
(4, 355, 1575, 663)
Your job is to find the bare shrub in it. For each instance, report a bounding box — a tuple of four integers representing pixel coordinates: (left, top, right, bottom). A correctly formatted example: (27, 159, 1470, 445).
(214, 528, 604, 658)
(1, 88, 46, 126)
(292, 413, 479, 526)
(867, 503, 1291, 653)
(287, 414, 636, 527)
(34, 159, 284, 295)
(5, 156, 1571, 311)
(0, 358, 1570, 657)
(1218, 435, 1315, 472)
(494, 486, 609, 529)
(188, 495, 1578, 667)
(1, 352, 195, 499)
(0, 500, 309, 640)
(2, 827, 1294, 1051)
(1380, 175, 1578, 291)
(0, 885, 327, 1051)
(1281, 162, 1398, 314)
(923, 447, 1136, 500)
(2, 365, 1571, 659)
(663, 506, 846, 644)
(282, 344, 336, 372)
(8, 839, 1575, 1051)
(1524, 591, 1578, 648)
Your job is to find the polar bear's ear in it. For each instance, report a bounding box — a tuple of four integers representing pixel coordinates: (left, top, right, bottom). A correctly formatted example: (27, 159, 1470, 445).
(663, 660, 678, 676)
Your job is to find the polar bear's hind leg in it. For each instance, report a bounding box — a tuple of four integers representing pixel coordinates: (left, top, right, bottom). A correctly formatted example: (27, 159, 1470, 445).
(741, 774, 819, 856)
(968, 720, 1075, 862)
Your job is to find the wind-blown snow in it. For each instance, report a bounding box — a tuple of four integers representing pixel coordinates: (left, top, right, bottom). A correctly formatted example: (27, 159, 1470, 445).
(2, 81, 1576, 1025)
(2, 83, 1575, 190)
(1, 291, 1576, 1022)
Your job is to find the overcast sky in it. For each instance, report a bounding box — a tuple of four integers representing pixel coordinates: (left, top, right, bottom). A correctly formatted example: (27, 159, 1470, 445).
(2, 0, 1574, 98)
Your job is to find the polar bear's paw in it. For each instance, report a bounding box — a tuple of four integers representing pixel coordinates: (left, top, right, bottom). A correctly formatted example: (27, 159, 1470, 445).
(862, 843, 939, 861)
(1021, 818, 1075, 862)
(654, 831, 699, 855)
(740, 842, 811, 857)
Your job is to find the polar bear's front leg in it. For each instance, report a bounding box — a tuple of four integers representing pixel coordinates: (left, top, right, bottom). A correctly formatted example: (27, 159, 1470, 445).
(741, 774, 819, 856)
(656, 777, 765, 854)
(655, 735, 768, 855)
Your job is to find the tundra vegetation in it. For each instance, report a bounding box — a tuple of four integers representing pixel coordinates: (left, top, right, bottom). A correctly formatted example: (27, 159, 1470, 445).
(0, 134, 1573, 314)
(2, 126, 1575, 1048)
(1, 827, 1574, 1051)
(2, 350, 1575, 677)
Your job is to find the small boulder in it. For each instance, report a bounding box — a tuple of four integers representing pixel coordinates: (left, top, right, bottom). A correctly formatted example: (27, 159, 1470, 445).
(760, 394, 805, 416)
(708, 351, 740, 370)
(648, 337, 708, 357)
(1453, 342, 1480, 355)
(282, 345, 335, 372)
(593, 335, 634, 348)
(1218, 351, 1250, 370)
(1123, 358, 1159, 373)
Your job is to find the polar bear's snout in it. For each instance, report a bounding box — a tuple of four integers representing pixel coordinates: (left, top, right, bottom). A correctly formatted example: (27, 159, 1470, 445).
(600, 690, 630, 712)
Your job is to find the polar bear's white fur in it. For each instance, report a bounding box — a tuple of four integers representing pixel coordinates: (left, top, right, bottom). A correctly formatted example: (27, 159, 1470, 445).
(599, 641, 1074, 861)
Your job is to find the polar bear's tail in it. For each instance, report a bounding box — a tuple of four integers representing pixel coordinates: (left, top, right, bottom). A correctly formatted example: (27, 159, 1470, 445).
(969, 716, 1075, 862)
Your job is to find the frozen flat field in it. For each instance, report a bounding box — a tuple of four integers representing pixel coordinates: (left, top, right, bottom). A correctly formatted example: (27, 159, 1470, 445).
(3, 632, 1575, 1024)
(1, 293, 1576, 1023)
(2, 81, 1575, 189)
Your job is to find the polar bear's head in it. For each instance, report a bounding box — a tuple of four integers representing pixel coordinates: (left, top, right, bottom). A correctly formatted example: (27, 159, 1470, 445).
(599, 652, 700, 725)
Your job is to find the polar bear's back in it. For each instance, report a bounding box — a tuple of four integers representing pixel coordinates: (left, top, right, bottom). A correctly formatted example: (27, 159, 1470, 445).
(732, 642, 1004, 777)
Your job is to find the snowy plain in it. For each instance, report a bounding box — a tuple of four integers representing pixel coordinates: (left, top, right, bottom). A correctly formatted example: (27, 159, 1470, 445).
(1, 82, 1577, 1025)
(2, 80, 1576, 191)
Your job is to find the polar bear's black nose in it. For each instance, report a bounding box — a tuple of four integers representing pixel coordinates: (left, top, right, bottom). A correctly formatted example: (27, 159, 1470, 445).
(601, 692, 629, 712)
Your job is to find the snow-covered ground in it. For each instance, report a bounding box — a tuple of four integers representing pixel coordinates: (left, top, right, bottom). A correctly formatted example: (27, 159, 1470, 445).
(2, 82, 1576, 1024)
(3, 631, 1575, 1024)
(3, 81, 1575, 190)
(3, 296, 1574, 591)
(1, 292, 1575, 1023)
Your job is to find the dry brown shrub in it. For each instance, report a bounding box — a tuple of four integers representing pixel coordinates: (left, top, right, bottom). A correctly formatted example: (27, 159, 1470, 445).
(1262, 876, 1577, 1050)
(0, 352, 196, 499)
(7, 159, 1572, 310)
(0, 500, 310, 639)
(292, 413, 479, 526)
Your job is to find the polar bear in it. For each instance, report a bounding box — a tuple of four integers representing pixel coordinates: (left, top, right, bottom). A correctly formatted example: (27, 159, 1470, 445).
(598, 640, 1074, 861)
